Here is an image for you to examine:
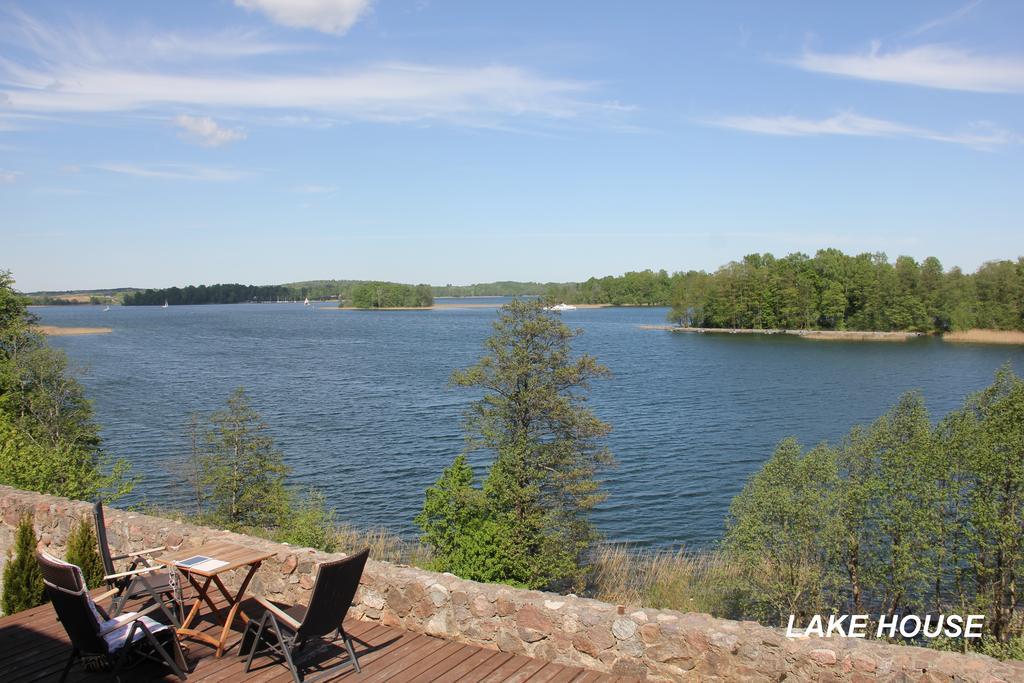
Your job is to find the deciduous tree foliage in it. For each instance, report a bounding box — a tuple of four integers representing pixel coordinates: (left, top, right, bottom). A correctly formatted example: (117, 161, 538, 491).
(0, 271, 133, 501)
(726, 366, 1024, 648)
(665, 250, 1024, 332)
(417, 299, 613, 591)
(349, 282, 433, 308)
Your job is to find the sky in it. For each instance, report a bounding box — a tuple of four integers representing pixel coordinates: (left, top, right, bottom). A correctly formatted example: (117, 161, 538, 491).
(2, 1, 1022, 291)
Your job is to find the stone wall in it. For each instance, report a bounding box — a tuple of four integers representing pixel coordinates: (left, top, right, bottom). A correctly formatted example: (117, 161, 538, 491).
(2, 486, 1023, 682)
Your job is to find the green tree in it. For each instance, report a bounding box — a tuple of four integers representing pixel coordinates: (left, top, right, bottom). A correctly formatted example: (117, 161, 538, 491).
(0, 271, 133, 501)
(415, 455, 509, 582)
(419, 299, 613, 590)
(200, 387, 290, 529)
(724, 439, 841, 625)
(2, 514, 45, 615)
(953, 366, 1024, 643)
(65, 518, 105, 589)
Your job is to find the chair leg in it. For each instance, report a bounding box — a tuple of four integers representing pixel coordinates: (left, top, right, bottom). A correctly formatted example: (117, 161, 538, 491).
(112, 623, 139, 682)
(244, 612, 271, 673)
(139, 623, 188, 681)
(58, 649, 77, 683)
(268, 617, 301, 683)
(343, 634, 361, 674)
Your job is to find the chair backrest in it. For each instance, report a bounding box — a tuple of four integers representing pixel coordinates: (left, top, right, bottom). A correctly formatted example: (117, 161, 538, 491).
(297, 548, 369, 639)
(92, 500, 117, 578)
(36, 552, 109, 655)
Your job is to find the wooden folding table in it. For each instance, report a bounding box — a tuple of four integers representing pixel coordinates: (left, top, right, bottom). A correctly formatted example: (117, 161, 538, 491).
(157, 541, 274, 657)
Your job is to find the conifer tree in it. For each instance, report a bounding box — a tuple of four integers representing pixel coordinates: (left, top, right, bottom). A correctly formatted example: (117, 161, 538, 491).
(2, 514, 45, 615)
(65, 518, 105, 589)
(419, 299, 613, 590)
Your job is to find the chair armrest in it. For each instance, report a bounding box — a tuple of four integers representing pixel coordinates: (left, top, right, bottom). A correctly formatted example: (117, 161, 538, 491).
(104, 565, 163, 581)
(98, 603, 166, 636)
(110, 546, 166, 561)
(253, 595, 301, 630)
(96, 587, 120, 602)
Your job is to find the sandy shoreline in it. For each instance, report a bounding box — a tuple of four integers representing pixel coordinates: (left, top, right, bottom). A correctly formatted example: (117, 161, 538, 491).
(38, 325, 113, 336)
(641, 325, 1024, 345)
(639, 326, 922, 342)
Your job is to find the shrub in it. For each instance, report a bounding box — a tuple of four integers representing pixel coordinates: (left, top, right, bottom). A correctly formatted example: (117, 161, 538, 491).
(2, 514, 45, 615)
(65, 518, 105, 589)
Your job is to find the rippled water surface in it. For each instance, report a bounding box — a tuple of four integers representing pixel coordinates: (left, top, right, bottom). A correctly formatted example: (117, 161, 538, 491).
(36, 301, 1024, 549)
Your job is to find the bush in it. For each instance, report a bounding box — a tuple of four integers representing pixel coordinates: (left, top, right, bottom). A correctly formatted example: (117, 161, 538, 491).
(65, 518, 105, 589)
(276, 489, 338, 553)
(2, 514, 45, 615)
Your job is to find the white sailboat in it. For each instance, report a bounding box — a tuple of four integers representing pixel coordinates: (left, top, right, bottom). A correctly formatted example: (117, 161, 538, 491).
(103, 305, 110, 312)
(161, 300, 169, 309)
(303, 297, 311, 306)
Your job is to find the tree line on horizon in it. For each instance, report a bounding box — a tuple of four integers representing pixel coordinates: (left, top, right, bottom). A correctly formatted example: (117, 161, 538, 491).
(551, 249, 1024, 332)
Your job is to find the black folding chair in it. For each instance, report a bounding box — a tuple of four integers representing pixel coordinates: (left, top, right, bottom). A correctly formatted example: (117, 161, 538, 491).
(36, 551, 189, 682)
(242, 548, 370, 682)
(93, 499, 181, 626)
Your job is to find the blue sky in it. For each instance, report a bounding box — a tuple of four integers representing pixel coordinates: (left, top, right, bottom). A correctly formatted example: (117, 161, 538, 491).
(2, 1, 1022, 291)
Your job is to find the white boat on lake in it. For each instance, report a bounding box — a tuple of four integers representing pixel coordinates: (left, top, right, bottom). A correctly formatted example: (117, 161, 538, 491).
(545, 303, 577, 312)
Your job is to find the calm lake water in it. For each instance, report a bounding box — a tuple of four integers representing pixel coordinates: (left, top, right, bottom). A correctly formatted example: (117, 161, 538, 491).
(35, 300, 1024, 549)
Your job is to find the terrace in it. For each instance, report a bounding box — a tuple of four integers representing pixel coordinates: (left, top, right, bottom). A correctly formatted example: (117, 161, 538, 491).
(0, 587, 623, 682)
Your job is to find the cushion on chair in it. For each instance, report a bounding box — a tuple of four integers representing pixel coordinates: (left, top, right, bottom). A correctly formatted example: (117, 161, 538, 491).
(40, 551, 106, 625)
(101, 612, 169, 651)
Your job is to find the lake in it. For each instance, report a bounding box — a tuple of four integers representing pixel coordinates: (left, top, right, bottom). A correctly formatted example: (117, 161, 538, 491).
(35, 300, 1024, 549)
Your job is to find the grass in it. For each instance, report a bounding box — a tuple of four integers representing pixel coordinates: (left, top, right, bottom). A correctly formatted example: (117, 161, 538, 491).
(942, 329, 1024, 345)
(588, 545, 742, 617)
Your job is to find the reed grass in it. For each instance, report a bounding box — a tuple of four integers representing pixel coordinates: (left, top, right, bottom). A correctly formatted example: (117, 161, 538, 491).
(333, 523, 433, 567)
(588, 544, 743, 617)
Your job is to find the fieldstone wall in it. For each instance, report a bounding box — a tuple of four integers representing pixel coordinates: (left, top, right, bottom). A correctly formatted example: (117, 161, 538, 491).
(2, 486, 1023, 682)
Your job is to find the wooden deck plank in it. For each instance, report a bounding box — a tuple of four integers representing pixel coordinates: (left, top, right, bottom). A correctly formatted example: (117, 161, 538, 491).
(478, 653, 536, 683)
(386, 640, 469, 683)
(0, 590, 619, 683)
(403, 643, 483, 683)
(544, 668, 589, 683)
(355, 633, 448, 682)
(431, 649, 514, 683)
(501, 656, 550, 683)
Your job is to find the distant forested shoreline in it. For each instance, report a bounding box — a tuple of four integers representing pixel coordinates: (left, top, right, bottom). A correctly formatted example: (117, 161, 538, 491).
(48, 249, 1024, 332)
(551, 250, 1023, 332)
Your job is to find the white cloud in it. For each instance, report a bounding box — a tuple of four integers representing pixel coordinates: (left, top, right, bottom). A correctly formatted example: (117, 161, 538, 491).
(0, 169, 22, 184)
(175, 115, 247, 147)
(708, 112, 1018, 150)
(905, 0, 983, 38)
(0, 11, 614, 132)
(793, 43, 1024, 93)
(1, 61, 598, 127)
(234, 0, 371, 35)
(95, 163, 250, 181)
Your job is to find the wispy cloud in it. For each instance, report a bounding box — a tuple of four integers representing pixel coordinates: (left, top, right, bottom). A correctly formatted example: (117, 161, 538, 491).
(235, 0, 372, 35)
(95, 163, 250, 181)
(905, 0, 983, 38)
(793, 43, 1024, 93)
(175, 115, 247, 147)
(0, 169, 23, 184)
(0, 11, 616, 131)
(707, 112, 1019, 150)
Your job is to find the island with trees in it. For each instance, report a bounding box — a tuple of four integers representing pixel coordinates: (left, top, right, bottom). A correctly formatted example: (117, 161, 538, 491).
(348, 281, 434, 309)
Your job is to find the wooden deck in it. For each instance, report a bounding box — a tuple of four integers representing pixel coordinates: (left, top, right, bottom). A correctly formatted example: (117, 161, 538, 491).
(0, 590, 630, 682)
